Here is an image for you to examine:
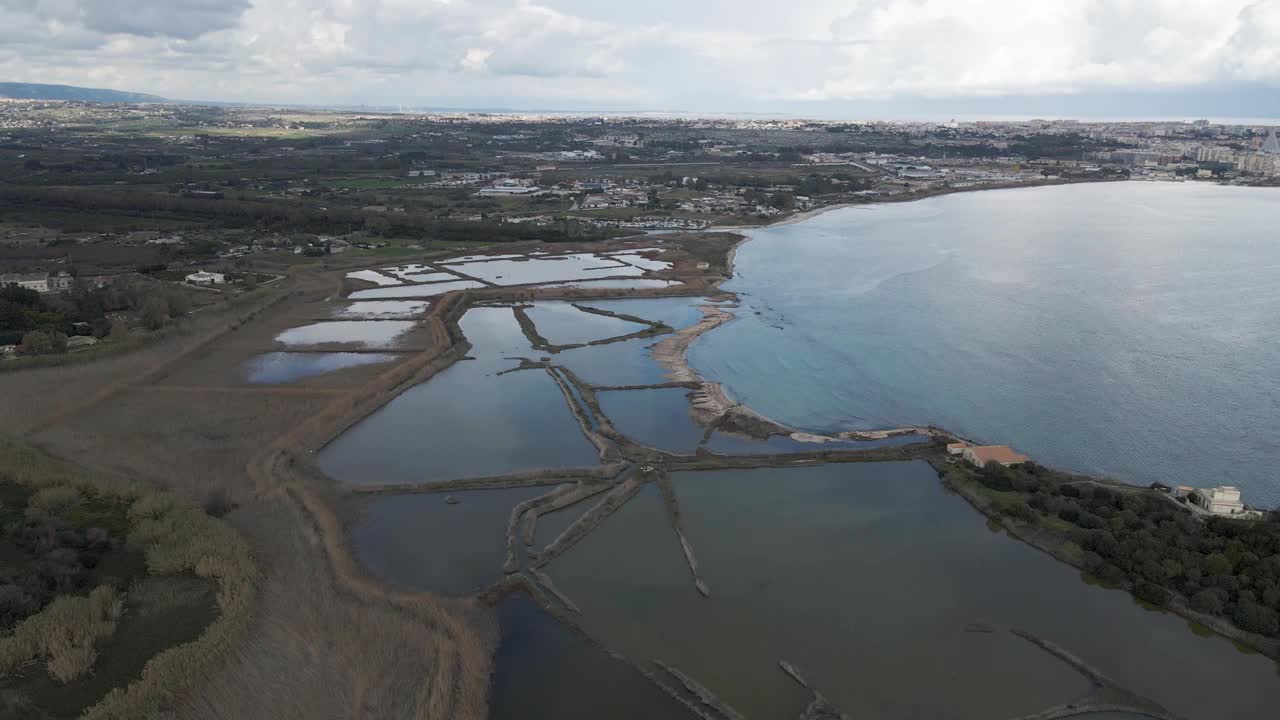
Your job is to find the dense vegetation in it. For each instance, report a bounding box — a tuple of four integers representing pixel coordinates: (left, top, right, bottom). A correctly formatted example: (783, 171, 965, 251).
(0, 482, 140, 630)
(0, 187, 620, 242)
(0, 439, 256, 718)
(955, 461, 1280, 640)
(0, 281, 190, 347)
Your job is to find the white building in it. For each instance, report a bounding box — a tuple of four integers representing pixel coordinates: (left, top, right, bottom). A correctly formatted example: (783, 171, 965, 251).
(48, 271, 74, 292)
(186, 271, 226, 286)
(0, 273, 49, 293)
(476, 181, 540, 196)
(1190, 486, 1260, 518)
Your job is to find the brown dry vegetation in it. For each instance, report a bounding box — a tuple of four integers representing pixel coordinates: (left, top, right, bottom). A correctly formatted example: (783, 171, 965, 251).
(34, 388, 335, 507)
(0, 438, 254, 719)
(0, 585, 123, 684)
(181, 496, 492, 720)
(0, 255, 501, 720)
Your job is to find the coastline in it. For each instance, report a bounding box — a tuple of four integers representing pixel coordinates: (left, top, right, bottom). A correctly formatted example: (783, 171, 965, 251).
(660, 226, 942, 446)
(230, 209, 1273, 720)
(679, 197, 1280, 662)
(708, 175, 1121, 233)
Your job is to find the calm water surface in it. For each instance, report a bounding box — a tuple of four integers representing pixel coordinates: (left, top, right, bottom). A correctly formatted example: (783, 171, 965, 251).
(315, 227, 1280, 718)
(317, 308, 600, 485)
(691, 183, 1280, 506)
(552, 337, 674, 387)
(350, 486, 551, 595)
(489, 595, 696, 720)
(449, 254, 643, 285)
(546, 462, 1280, 720)
(243, 352, 397, 384)
(348, 279, 486, 299)
(577, 296, 706, 330)
(523, 301, 648, 346)
(275, 320, 415, 348)
(597, 388, 704, 454)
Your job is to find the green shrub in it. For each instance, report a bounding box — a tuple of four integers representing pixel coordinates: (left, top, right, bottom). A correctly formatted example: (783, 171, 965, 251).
(1233, 600, 1280, 637)
(1134, 581, 1172, 608)
(1002, 503, 1038, 523)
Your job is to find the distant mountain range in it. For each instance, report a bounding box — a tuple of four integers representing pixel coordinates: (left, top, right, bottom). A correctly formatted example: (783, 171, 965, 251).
(0, 82, 165, 104)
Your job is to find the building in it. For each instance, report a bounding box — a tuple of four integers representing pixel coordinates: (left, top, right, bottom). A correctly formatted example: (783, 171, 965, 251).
(947, 442, 970, 455)
(0, 272, 49, 293)
(581, 193, 622, 209)
(476, 181, 540, 196)
(962, 445, 1030, 468)
(1189, 486, 1256, 517)
(1262, 129, 1280, 155)
(1236, 153, 1279, 176)
(48, 271, 74, 292)
(186, 271, 226, 285)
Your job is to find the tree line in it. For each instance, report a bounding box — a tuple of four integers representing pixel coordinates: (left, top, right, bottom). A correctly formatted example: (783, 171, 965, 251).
(0, 187, 618, 243)
(0, 279, 189, 349)
(969, 461, 1280, 639)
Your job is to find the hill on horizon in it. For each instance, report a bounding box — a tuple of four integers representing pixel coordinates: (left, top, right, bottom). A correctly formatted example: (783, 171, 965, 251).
(0, 82, 165, 104)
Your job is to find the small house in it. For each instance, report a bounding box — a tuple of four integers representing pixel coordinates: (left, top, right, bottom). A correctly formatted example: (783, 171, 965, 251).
(946, 442, 970, 455)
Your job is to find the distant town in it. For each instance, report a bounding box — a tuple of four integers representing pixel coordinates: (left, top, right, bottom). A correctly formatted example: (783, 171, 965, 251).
(2, 99, 1279, 360)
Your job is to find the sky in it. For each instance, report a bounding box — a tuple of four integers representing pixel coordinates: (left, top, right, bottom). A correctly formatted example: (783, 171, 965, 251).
(2, 0, 1280, 120)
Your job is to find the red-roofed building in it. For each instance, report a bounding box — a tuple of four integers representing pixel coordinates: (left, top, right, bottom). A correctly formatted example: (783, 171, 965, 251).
(962, 445, 1029, 469)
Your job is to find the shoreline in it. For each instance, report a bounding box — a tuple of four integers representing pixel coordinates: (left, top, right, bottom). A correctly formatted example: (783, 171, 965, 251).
(661, 227, 943, 446)
(682, 206, 1280, 662)
(708, 176, 1121, 233)
(245, 210, 1274, 719)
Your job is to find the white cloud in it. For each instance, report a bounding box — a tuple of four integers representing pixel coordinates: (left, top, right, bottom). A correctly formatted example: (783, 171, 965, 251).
(460, 48, 492, 72)
(0, 0, 1278, 110)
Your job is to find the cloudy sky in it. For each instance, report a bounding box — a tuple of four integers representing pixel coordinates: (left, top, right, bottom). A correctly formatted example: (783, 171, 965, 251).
(2, 0, 1280, 119)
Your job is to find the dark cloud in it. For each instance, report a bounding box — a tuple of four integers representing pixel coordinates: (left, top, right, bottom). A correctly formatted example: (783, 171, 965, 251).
(1, 0, 1279, 114)
(86, 0, 249, 39)
(18, 0, 253, 40)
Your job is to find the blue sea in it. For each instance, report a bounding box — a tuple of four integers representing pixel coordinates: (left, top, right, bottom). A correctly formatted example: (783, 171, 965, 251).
(689, 182, 1280, 507)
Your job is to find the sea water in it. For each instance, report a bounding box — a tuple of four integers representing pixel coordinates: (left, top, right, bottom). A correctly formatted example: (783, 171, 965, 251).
(691, 182, 1280, 506)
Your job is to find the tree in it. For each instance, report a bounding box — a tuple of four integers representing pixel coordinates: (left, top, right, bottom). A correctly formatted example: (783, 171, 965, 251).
(1133, 581, 1171, 607)
(1232, 600, 1280, 636)
(1204, 553, 1233, 577)
(165, 290, 190, 318)
(20, 330, 67, 356)
(140, 296, 170, 331)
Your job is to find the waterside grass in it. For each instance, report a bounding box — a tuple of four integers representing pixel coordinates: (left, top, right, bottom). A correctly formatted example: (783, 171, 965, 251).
(0, 437, 256, 719)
